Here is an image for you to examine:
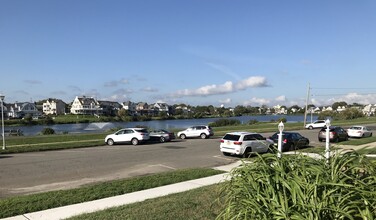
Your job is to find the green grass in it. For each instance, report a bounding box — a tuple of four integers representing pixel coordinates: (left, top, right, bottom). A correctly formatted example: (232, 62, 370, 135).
(1, 133, 107, 154)
(0, 168, 224, 218)
(67, 184, 224, 220)
(342, 136, 376, 145)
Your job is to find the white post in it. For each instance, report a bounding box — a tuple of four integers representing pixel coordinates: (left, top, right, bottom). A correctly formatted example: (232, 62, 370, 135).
(325, 119, 331, 162)
(0, 95, 5, 150)
(277, 121, 284, 158)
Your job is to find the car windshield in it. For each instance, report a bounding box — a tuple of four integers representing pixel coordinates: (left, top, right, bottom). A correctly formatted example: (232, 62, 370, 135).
(223, 134, 240, 141)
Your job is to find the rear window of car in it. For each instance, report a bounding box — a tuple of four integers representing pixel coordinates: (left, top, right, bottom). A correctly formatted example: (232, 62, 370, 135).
(349, 127, 361, 130)
(137, 129, 149, 133)
(223, 134, 240, 141)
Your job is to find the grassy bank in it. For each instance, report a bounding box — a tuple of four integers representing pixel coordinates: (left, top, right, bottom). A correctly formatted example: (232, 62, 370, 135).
(0, 168, 224, 218)
(68, 184, 224, 220)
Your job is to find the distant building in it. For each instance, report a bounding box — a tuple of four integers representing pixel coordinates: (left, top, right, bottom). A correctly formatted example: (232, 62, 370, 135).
(98, 100, 122, 116)
(43, 98, 66, 115)
(70, 96, 102, 115)
(7, 102, 41, 118)
(122, 101, 137, 115)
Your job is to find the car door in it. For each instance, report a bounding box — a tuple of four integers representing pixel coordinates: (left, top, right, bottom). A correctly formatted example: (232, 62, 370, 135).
(114, 129, 133, 142)
(247, 134, 268, 153)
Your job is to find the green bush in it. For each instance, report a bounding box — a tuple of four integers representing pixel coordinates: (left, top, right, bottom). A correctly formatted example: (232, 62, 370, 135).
(41, 128, 55, 135)
(209, 118, 241, 127)
(218, 152, 376, 219)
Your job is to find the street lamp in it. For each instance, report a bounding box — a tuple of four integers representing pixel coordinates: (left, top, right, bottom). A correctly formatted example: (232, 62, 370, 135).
(325, 119, 331, 162)
(0, 94, 5, 150)
(277, 121, 284, 158)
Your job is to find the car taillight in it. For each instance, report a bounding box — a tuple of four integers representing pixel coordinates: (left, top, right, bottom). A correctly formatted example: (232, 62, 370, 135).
(234, 141, 242, 145)
(220, 140, 224, 143)
(330, 132, 336, 138)
(283, 139, 287, 143)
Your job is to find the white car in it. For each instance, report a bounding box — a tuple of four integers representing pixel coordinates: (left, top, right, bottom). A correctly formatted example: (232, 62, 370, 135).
(220, 132, 273, 158)
(177, 125, 214, 139)
(305, 120, 327, 130)
(105, 128, 150, 146)
(347, 126, 373, 138)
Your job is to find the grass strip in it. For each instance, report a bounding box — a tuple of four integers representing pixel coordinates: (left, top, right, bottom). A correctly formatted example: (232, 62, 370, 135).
(67, 184, 225, 220)
(0, 168, 224, 218)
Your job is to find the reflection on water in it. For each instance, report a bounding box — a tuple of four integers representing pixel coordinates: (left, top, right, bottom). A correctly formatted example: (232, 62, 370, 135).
(5, 115, 317, 136)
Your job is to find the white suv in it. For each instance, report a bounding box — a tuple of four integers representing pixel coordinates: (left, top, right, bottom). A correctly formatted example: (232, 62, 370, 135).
(220, 132, 273, 157)
(305, 120, 327, 130)
(105, 128, 150, 146)
(177, 125, 214, 139)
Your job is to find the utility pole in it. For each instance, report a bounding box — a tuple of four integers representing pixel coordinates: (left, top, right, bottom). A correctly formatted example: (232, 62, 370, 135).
(303, 83, 310, 128)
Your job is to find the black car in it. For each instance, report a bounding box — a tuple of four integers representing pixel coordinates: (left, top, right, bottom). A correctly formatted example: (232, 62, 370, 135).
(318, 126, 348, 142)
(149, 129, 175, 143)
(269, 132, 310, 152)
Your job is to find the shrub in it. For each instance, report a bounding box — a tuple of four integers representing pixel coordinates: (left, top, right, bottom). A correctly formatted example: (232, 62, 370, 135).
(41, 128, 55, 135)
(209, 119, 240, 127)
(218, 152, 376, 219)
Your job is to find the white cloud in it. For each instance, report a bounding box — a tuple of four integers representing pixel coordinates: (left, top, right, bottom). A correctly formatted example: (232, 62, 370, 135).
(141, 87, 158, 92)
(170, 76, 268, 98)
(104, 78, 129, 87)
(235, 76, 268, 90)
(275, 95, 286, 102)
(243, 97, 270, 106)
(219, 98, 232, 104)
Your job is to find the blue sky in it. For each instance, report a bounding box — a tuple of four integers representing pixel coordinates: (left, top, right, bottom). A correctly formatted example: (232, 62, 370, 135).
(1, 0, 376, 107)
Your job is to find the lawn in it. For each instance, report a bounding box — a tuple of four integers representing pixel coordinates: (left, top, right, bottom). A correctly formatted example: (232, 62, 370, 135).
(0, 168, 224, 218)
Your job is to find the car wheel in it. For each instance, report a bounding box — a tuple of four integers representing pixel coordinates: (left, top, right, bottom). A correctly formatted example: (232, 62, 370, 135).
(200, 133, 207, 139)
(180, 134, 186, 139)
(267, 145, 275, 153)
(131, 138, 139, 146)
(242, 148, 252, 158)
(371, 133, 373, 137)
(335, 137, 339, 143)
(289, 143, 296, 151)
(159, 136, 166, 143)
(107, 139, 114, 146)
(308, 126, 313, 130)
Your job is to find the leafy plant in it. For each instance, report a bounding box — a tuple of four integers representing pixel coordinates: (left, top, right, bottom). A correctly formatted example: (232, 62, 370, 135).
(41, 128, 55, 135)
(218, 152, 376, 219)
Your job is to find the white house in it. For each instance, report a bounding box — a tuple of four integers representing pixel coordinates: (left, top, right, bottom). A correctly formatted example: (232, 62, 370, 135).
(70, 96, 102, 115)
(6, 102, 41, 118)
(43, 98, 66, 115)
(122, 101, 137, 115)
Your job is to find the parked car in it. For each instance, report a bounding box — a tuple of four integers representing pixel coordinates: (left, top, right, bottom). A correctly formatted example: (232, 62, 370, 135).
(305, 120, 327, 130)
(105, 128, 150, 146)
(268, 132, 310, 152)
(220, 132, 273, 157)
(318, 126, 348, 142)
(149, 129, 175, 142)
(347, 126, 373, 138)
(177, 125, 214, 139)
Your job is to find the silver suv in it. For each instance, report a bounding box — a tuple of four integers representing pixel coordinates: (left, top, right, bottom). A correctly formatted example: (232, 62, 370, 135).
(177, 125, 214, 139)
(220, 132, 273, 157)
(105, 128, 150, 146)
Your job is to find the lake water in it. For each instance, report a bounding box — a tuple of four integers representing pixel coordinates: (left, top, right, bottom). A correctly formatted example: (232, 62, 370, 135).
(5, 114, 318, 136)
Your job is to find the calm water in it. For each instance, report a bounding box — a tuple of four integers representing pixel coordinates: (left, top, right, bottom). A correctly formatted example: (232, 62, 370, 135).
(6, 115, 318, 136)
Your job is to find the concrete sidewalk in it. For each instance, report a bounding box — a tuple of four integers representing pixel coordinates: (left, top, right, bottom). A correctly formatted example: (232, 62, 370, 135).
(2, 161, 242, 220)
